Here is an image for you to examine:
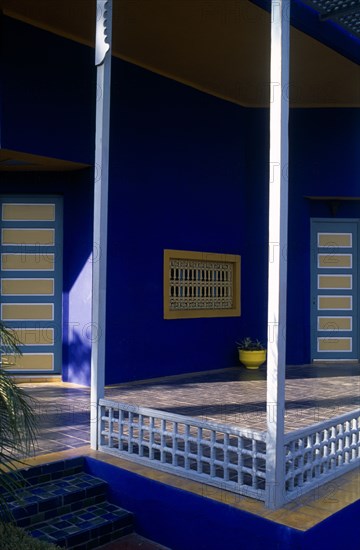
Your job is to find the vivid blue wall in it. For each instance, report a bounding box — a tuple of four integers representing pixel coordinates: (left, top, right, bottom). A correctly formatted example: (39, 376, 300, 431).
(287, 108, 360, 364)
(85, 456, 360, 550)
(105, 59, 250, 384)
(0, 171, 94, 384)
(0, 16, 95, 164)
(1, 16, 359, 385)
(242, 108, 360, 365)
(0, 16, 95, 384)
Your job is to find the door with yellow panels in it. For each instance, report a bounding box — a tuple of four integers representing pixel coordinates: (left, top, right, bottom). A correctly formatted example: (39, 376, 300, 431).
(0, 197, 62, 374)
(311, 219, 358, 361)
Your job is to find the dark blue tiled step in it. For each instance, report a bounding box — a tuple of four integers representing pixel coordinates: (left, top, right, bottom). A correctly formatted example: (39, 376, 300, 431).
(0, 457, 86, 497)
(3, 473, 107, 526)
(21, 457, 86, 486)
(29, 501, 134, 549)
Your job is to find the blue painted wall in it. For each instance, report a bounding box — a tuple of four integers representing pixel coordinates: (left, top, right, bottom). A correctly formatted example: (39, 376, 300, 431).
(1, 16, 360, 384)
(85, 456, 360, 550)
(0, 171, 94, 384)
(105, 59, 249, 384)
(287, 108, 360, 364)
(0, 16, 95, 164)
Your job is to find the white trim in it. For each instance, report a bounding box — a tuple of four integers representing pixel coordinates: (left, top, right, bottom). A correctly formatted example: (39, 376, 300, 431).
(1, 228, 55, 246)
(1, 302, 54, 321)
(317, 295, 352, 311)
(91, 0, 113, 450)
(317, 253, 352, 269)
(317, 316, 352, 332)
(317, 232, 352, 248)
(284, 409, 360, 504)
(1, 253, 55, 271)
(99, 398, 266, 501)
(1, 202, 56, 221)
(317, 274, 352, 290)
(313, 359, 358, 362)
(265, 0, 290, 510)
(9, 327, 55, 346)
(0, 278, 55, 296)
(0, 352, 54, 371)
(317, 337, 352, 352)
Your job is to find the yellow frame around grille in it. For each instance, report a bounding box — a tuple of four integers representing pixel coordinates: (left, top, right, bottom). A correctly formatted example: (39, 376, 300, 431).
(164, 249, 241, 319)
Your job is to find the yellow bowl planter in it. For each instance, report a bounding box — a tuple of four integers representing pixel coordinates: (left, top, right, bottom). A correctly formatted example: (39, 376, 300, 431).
(239, 349, 266, 369)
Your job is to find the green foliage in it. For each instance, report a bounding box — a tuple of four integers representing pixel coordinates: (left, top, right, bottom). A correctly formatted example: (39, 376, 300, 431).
(0, 523, 61, 550)
(236, 337, 265, 351)
(0, 322, 38, 518)
(0, 322, 22, 358)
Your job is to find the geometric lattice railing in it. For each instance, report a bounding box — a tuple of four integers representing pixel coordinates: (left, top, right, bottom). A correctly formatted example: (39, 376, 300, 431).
(284, 408, 360, 502)
(99, 399, 267, 501)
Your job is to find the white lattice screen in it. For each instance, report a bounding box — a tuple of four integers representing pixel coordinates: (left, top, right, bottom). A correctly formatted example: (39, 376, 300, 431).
(99, 399, 266, 500)
(284, 409, 360, 501)
(97, 399, 360, 507)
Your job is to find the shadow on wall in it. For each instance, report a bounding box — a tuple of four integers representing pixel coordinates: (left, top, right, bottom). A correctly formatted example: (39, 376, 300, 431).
(67, 331, 92, 387)
(63, 249, 93, 386)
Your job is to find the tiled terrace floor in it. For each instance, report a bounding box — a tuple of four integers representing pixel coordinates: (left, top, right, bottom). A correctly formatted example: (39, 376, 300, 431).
(19, 363, 360, 456)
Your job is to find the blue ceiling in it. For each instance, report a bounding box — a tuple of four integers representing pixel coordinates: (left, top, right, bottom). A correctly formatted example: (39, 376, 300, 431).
(251, 0, 360, 65)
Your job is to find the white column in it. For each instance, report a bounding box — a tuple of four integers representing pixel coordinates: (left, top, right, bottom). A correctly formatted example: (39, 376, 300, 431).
(90, 0, 113, 450)
(265, 0, 290, 509)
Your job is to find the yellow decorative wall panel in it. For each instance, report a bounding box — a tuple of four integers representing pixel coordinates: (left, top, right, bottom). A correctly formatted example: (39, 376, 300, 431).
(318, 233, 352, 248)
(2, 304, 53, 320)
(2, 229, 55, 245)
(1, 354, 53, 370)
(12, 328, 54, 346)
(318, 275, 352, 289)
(164, 249, 241, 319)
(318, 338, 352, 352)
(1, 253, 54, 271)
(318, 317, 352, 331)
(1, 279, 54, 295)
(318, 254, 352, 268)
(318, 296, 352, 310)
(2, 204, 55, 221)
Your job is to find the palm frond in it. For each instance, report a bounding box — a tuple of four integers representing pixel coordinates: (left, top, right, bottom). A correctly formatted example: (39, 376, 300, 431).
(0, 322, 22, 356)
(0, 323, 38, 520)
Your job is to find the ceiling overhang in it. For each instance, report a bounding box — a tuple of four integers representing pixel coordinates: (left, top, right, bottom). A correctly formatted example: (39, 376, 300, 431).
(303, 0, 360, 36)
(251, 0, 360, 64)
(0, 149, 90, 172)
(0, 0, 359, 108)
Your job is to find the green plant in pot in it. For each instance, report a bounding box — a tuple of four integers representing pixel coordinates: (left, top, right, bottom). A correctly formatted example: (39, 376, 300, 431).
(236, 337, 266, 369)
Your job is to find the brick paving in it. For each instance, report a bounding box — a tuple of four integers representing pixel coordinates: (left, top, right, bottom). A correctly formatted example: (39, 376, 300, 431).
(106, 363, 360, 433)
(19, 363, 360, 457)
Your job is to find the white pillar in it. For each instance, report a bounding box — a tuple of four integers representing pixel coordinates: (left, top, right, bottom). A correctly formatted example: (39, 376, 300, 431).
(265, 0, 290, 509)
(90, 0, 113, 450)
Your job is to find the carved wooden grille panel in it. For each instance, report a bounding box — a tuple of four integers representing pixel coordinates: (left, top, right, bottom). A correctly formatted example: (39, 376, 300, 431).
(99, 399, 266, 500)
(164, 250, 240, 319)
(169, 259, 233, 310)
(284, 409, 360, 502)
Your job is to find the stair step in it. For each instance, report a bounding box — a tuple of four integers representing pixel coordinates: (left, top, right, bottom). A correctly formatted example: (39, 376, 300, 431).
(29, 501, 134, 549)
(2, 459, 135, 549)
(3, 473, 107, 526)
(0, 457, 86, 497)
(20, 457, 86, 486)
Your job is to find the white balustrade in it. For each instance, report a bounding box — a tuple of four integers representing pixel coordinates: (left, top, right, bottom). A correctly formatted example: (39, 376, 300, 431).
(284, 409, 360, 502)
(99, 399, 267, 501)
(98, 399, 360, 507)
